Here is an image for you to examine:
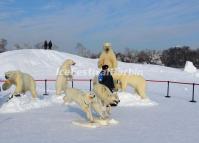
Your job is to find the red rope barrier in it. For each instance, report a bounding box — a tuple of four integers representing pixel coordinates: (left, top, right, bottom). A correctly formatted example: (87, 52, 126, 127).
(1, 79, 199, 85)
(146, 80, 199, 85)
(146, 80, 167, 83)
(170, 81, 195, 85)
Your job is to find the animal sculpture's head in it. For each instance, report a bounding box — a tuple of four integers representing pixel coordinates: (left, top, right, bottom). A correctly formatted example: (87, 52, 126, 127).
(84, 91, 96, 105)
(58, 59, 76, 77)
(103, 42, 112, 53)
(64, 59, 76, 66)
(3, 71, 18, 91)
(5, 71, 19, 81)
(110, 92, 120, 106)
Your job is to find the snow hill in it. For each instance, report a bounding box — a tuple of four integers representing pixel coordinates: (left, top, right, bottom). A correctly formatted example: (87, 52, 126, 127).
(0, 49, 199, 143)
(0, 49, 198, 81)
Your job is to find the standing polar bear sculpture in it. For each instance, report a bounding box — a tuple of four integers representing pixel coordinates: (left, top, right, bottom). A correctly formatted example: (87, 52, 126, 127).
(56, 59, 76, 95)
(2, 70, 37, 99)
(98, 42, 118, 70)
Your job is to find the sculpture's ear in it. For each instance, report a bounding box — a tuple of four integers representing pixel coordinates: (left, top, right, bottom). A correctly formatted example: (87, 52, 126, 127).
(2, 80, 12, 91)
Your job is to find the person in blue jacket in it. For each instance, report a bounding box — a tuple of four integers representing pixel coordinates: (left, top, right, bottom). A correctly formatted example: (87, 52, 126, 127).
(98, 65, 115, 93)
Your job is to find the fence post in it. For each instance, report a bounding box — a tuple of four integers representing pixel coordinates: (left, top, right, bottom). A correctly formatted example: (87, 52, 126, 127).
(190, 83, 196, 103)
(89, 79, 92, 91)
(43, 79, 48, 95)
(71, 79, 74, 88)
(165, 81, 170, 98)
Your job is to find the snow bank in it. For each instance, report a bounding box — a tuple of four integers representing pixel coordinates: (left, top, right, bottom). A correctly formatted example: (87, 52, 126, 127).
(0, 92, 157, 113)
(0, 95, 63, 113)
(184, 61, 197, 73)
(118, 92, 158, 107)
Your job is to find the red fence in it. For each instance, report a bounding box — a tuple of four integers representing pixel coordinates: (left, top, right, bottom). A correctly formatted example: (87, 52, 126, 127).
(0, 79, 198, 103)
(146, 80, 198, 103)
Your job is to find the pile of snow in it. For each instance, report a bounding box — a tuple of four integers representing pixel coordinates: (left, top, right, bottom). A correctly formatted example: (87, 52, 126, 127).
(0, 95, 63, 113)
(0, 92, 157, 113)
(184, 61, 197, 73)
(118, 92, 158, 107)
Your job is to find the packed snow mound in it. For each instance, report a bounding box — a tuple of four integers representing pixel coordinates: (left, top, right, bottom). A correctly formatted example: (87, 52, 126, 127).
(1, 49, 197, 82)
(184, 61, 197, 73)
(118, 92, 158, 107)
(0, 92, 157, 113)
(0, 95, 63, 113)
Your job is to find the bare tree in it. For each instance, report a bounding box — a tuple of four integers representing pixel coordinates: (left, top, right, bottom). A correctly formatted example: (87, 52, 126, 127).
(160, 46, 198, 68)
(75, 43, 91, 57)
(13, 44, 22, 50)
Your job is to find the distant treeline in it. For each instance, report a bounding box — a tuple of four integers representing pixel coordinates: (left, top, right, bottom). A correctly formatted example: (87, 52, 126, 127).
(161, 46, 199, 68)
(76, 44, 199, 68)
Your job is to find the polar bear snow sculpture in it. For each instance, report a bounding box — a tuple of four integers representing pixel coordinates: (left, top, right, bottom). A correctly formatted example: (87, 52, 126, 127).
(98, 42, 118, 70)
(56, 59, 76, 95)
(2, 70, 37, 98)
(112, 72, 147, 99)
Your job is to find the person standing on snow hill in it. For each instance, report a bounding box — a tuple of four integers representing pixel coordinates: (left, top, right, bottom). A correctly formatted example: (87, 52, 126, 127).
(98, 65, 115, 93)
(48, 40, 52, 50)
(44, 40, 48, 50)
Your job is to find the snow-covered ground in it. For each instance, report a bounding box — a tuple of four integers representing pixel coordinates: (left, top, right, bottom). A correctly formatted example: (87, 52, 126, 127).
(0, 49, 199, 143)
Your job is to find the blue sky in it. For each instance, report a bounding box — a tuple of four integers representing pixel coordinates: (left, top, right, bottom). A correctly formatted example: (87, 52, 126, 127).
(0, 0, 199, 52)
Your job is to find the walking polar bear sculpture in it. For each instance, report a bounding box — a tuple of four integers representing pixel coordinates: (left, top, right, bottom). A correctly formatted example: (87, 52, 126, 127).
(93, 84, 120, 114)
(63, 84, 120, 122)
(93, 73, 147, 99)
(56, 59, 76, 95)
(98, 42, 118, 70)
(112, 72, 147, 99)
(2, 70, 37, 98)
(63, 88, 97, 122)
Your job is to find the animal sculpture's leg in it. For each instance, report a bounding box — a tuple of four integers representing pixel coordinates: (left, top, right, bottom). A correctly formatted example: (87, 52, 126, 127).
(85, 108, 94, 122)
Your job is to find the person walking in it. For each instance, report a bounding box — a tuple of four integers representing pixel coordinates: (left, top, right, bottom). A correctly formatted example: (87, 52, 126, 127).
(48, 40, 52, 50)
(44, 40, 48, 50)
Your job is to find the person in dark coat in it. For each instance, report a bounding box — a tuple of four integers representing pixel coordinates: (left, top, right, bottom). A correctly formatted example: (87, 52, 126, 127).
(44, 40, 48, 50)
(48, 40, 52, 50)
(98, 65, 115, 93)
